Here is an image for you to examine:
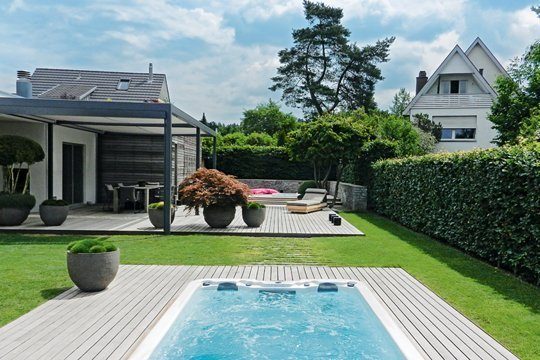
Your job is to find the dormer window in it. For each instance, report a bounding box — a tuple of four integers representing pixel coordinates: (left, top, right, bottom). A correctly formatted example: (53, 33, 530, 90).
(116, 79, 130, 90)
(440, 80, 468, 94)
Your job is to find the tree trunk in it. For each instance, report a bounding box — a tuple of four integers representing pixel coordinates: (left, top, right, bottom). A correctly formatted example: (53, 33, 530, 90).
(331, 163, 343, 208)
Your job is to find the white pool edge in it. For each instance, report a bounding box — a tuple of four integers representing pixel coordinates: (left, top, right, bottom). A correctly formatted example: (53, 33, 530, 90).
(129, 279, 424, 360)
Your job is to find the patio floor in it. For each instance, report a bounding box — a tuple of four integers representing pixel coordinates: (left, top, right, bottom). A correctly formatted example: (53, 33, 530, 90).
(0, 205, 363, 237)
(0, 265, 517, 360)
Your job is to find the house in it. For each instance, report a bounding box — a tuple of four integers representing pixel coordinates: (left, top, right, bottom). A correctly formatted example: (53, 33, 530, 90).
(0, 64, 215, 213)
(404, 38, 507, 152)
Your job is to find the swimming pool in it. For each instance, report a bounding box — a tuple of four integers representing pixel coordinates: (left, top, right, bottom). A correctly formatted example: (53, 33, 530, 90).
(130, 280, 423, 359)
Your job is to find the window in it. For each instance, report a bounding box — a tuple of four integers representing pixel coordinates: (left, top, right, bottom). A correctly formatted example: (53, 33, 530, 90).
(454, 128, 476, 139)
(440, 80, 468, 94)
(116, 79, 130, 90)
(441, 129, 453, 140)
(440, 128, 476, 141)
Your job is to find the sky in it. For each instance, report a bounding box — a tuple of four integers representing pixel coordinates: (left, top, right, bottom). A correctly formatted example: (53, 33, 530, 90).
(0, 0, 538, 123)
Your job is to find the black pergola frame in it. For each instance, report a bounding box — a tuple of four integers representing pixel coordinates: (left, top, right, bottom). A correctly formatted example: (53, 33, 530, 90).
(0, 97, 217, 234)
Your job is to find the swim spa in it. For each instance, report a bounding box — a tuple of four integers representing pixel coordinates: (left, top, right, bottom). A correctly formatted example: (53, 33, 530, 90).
(130, 280, 423, 359)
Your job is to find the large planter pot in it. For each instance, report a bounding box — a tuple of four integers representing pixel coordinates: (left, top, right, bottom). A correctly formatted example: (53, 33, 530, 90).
(148, 208, 176, 229)
(67, 250, 120, 292)
(203, 205, 236, 228)
(242, 207, 266, 227)
(0, 207, 31, 226)
(39, 205, 69, 226)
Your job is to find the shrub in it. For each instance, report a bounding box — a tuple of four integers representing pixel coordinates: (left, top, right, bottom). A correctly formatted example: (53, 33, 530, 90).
(41, 199, 69, 206)
(203, 145, 313, 180)
(244, 132, 277, 146)
(0, 135, 45, 194)
(298, 180, 317, 196)
(68, 239, 118, 254)
(0, 193, 36, 209)
(178, 168, 250, 210)
(371, 145, 540, 284)
(245, 201, 265, 209)
(342, 139, 399, 186)
(89, 245, 107, 253)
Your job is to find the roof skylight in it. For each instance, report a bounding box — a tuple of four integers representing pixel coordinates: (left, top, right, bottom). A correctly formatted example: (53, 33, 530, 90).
(116, 79, 130, 91)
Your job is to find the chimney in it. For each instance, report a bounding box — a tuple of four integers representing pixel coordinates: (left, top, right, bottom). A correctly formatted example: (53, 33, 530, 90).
(16, 70, 32, 98)
(148, 63, 153, 83)
(415, 70, 428, 95)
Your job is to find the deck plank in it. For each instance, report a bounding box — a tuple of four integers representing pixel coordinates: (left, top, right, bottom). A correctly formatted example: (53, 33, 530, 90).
(0, 205, 363, 237)
(0, 265, 517, 360)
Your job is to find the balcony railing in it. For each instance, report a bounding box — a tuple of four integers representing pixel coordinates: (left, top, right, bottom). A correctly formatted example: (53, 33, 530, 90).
(415, 94, 493, 108)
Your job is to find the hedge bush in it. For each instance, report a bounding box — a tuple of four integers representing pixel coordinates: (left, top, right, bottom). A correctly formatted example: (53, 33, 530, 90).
(204, 145, 312, 180)
(371, 145, 540, 284)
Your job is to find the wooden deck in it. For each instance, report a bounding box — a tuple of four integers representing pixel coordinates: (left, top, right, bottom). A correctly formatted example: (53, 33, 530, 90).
(0, 265, 517, 360)
(0, 205, 362, 237)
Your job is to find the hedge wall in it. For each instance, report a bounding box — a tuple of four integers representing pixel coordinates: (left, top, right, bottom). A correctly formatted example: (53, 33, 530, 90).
(371, 145, 540, 284)
(203, 145, 313, 180)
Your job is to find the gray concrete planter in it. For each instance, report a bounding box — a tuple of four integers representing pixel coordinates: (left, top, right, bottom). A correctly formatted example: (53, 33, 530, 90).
(39, 205, 69, 226)
(242, 207, 266, 227)
(0, 207, 30, 226)
(148, 208, 176, 229)
(203, 205, 236, 228)
(67, 250, 120, 292)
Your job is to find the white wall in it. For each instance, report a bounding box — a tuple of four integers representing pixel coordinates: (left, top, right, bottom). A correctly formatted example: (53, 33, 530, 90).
(0, 118, 47, 211)
(52, 126, 97, 204)
(440, 52, 472, 74)
(467, 44, 504, 87)
(411, 107, 497, 152)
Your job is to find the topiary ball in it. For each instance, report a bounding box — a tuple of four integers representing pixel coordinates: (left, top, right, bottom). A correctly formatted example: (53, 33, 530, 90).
(104, 243, 118, 252)
(89, 245, 107, 253)
(70, 242, 92, 254)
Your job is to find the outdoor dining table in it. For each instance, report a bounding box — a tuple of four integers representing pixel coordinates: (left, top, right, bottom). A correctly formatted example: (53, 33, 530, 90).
(112, 185, 163, 213)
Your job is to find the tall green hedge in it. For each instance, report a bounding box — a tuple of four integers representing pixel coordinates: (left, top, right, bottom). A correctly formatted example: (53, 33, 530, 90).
(371, 145, 540, 284)
(203, 145, 313, 179)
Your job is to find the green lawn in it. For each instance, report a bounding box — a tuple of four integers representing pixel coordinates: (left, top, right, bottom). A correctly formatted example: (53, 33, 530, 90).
(0, 212, 538, 359)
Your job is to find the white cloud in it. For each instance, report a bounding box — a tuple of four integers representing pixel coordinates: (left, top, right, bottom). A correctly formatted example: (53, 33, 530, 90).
(8, 0, 25, 13)
(94, 0, 235, 47)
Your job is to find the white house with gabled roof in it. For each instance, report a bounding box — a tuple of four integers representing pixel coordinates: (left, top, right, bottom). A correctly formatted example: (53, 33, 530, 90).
(404, 37, 508, 152)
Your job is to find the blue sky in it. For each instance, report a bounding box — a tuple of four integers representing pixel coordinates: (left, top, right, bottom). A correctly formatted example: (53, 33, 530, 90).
(0, 0, 538, 123)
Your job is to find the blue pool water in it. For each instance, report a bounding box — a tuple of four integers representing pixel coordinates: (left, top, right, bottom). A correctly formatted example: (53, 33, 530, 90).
(150, 285, 406, 359)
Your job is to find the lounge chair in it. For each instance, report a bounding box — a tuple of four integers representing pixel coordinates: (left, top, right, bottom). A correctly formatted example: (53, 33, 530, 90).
(286, 188, 327, 213)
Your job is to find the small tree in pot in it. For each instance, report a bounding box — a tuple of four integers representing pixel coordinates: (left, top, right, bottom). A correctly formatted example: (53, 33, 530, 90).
(67, 239, 119, 292)
(242, 202, 266, 227)
(0, 135, 45, 226)
(178, 168, 249, 228)
(40, 199, 69, 226)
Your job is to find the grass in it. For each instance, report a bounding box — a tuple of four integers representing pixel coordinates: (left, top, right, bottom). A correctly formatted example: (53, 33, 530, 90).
(0, 212, 538, 359)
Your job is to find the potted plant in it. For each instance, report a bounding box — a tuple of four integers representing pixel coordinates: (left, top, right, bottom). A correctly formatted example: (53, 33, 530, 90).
(242, 202, 266, 227)
(66, 239, 119, 292)
(178, 168, 249, 228)
(148, 201, 176, 229)
(0, 135, 45, 226)
(39, 199, 69, 226)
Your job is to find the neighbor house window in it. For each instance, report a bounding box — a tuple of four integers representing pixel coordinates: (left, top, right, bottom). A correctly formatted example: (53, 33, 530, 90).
(117, 79, 130, 90)
(440, 80, 468, 94)
(441, 128, 476, 141)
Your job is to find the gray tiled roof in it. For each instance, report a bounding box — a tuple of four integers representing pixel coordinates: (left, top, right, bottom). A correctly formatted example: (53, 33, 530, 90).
(30, 68, 169, 103)
(38, 84, 97, 100)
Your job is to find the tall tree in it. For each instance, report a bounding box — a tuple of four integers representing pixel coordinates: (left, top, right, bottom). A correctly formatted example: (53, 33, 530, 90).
(241, 100, 298, 145)
(270, 0, 394, 117)
(489, 35, 540, 145)
(389, 88, 411, 116)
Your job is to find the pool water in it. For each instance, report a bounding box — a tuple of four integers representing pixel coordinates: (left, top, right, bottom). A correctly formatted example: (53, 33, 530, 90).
(149, 284, 406, 359)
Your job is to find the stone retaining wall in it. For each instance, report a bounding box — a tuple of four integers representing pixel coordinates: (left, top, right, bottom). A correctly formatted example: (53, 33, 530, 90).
(238, 179, 307, 193)
(328, 181, 367, 211)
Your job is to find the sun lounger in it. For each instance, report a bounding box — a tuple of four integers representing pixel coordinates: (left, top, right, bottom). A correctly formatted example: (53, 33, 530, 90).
(286, 188, 327, 213)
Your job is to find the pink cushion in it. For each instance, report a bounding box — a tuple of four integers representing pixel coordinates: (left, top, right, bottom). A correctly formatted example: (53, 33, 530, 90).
(251, 188, 279, 195)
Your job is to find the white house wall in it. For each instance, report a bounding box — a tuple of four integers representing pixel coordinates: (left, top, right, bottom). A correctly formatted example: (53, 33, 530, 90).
(410, 108, 497, 152)
(466, 44, 504, 87)
(52, 125, 97, 205)
(440, 52, 472, 74)
(0, 118, 47, 211)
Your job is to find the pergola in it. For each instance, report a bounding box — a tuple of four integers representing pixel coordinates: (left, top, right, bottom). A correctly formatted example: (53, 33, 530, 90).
(0, 97, 217, 234)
